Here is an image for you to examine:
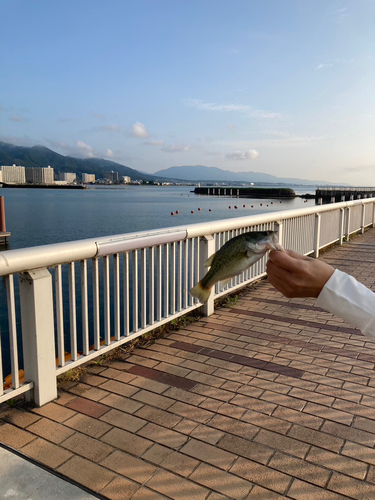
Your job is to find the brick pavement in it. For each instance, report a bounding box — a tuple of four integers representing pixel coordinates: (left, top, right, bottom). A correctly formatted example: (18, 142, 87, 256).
(2, 227, 375, 499)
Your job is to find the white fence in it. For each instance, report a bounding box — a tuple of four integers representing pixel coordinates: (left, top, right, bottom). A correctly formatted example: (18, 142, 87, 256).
(1, 199, 374, 406)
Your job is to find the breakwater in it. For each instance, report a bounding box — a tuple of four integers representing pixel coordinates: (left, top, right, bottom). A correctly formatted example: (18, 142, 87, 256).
(0, 183, 86, 189)
(194, 186, 296, 198)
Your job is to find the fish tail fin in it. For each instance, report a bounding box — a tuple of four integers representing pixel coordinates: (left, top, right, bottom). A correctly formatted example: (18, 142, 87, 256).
(190, 282, 212, 304)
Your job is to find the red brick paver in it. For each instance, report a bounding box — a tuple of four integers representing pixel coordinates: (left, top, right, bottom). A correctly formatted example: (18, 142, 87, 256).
(2, 227, 375, 499)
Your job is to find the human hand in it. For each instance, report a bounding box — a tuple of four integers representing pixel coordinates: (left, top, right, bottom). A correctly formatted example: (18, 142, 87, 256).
(266, 249, 334, 298)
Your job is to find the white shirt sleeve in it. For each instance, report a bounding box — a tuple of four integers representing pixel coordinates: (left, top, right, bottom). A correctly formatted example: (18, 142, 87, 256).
(316, 269, 375, 339)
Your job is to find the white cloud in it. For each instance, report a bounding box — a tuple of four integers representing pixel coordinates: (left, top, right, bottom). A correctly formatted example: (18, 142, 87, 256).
(183, 98, 282, 118)
(106, 149, 114, 158)
(316, 63, 333, 70)
(225, 149, 259, 160)
(131, 122, 150, 138)
(227, 123, 237, 130)
(77, 141, 95, 157)
(161, 144, 191, 153)
(145, 140, 165, 146)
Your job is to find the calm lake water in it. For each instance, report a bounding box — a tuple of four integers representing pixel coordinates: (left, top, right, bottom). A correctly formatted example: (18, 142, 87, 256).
(2, 185, 316, 250)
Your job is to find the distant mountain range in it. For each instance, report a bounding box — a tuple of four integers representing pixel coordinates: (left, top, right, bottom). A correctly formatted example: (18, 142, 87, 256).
(154, 165, 337, 186)
(0, 141, 339, 186)
(0, 142, 157, 182)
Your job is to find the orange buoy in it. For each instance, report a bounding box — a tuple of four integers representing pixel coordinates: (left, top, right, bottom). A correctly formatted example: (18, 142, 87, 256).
(243, 205, 246, 208)
(176, 210, 179, 214)
(191, 210, 194, 213)
(209, 209, 212, 211)
(271, 202, 273, 204)
(251, 205, 254, 208)
(229, 206, 232, 209)
(171, 212, 175, 216)
(198, 208, 201, 211)
(234, 206, 238, 209)
(260, 203, 263, 206)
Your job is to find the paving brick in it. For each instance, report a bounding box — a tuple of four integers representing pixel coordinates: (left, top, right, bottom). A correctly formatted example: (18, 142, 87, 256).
(190, 424, 224, 445)
(145, 469, 209, 499)
(27, 417, 75, 444)
(66, 397, 109, 418)
(321, 420, 375, 447)
(99, 393, 144, 414)
(181, 438, 236, 470)
(134, 404, 182, 428)
(303, 401, 353, 426)
(209, 414, 259, 440)
(131, 487, 167, 499)
(328, 471, 375, 499)
(1, 408, 41, 428)
(57, 455, 116, 492)
(230, 457, 291, 494)
(168, 401, 214, 424)
(287, 424, 343, 453)
(101, 427, 152, 457)
(61, 432, 113, 462)
(269, 451, 330, 487)
(133, 390, 174, 410)
(99, 379, 140, 398)
(287, 478, 346, 500)
(64, 413, 112, 438)
(99, 476, 140, 500)
(100, 450, 158, 483)
(254, 429, 310, 459)
(306, 446, 368, 480)
(246, 485, 288, 499)
(32, 402, 76, 422)
(0, 423, 35, 449)
(217, 433, 273, 465)
(100, 409, 146, 433)
(160, 450, 200, 477)
(21, 437, 73, 468)
(138, 422, 189, 449)
(189, 462, 252, 499)
(342, 441, 375, 466)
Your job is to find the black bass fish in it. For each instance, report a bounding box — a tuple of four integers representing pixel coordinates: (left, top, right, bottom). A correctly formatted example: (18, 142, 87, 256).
(190, 230, 280, 304)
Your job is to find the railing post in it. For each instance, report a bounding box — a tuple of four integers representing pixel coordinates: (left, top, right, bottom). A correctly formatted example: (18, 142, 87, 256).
(345, 206, 351, 240)
(361, 203, 365, 233)
(313, 213, 321, 258)
(199, 235, 215, 316)
(275, 220, 284, 248)
(339, 208, 345, 245)
(373, 202, 375, 228)
(19, 268, 57, 406)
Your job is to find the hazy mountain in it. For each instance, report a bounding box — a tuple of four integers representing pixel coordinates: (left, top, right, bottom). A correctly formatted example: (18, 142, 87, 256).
(154, 165, 335, 185)
(0, 142, 157, 182)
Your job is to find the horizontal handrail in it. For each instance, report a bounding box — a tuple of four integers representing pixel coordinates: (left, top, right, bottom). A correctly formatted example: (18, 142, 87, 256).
(0, 198, 370, 276)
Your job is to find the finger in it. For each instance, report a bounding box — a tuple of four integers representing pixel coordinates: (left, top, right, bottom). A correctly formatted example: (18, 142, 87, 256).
(267, 260, 294, 283)
(267, 251, 305, 271)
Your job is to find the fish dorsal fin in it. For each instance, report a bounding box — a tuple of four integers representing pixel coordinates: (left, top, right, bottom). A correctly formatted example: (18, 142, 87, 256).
(219, 278, 231, 288)
(204, 252, 216, 268)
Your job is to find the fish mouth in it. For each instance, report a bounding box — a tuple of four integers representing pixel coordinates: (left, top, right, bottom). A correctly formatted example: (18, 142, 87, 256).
(263, 232, 282, 252)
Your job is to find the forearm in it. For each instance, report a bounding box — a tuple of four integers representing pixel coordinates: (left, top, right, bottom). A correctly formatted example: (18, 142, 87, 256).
(316, 269, 375, 338)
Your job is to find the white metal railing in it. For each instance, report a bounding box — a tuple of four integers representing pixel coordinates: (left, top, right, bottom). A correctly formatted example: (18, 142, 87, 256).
(0, 198, 375, 406)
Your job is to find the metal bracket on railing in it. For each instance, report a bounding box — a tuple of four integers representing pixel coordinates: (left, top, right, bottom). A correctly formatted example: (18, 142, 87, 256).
(95, 229, 188, 257)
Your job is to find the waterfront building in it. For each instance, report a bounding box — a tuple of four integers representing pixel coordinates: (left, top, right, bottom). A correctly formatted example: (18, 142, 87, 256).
(0, 165, 26, 184)
(121, 176, 131, 184)
(58, 172, 76, 183)
(0, 170, 2, 183)
(25, 166, 54, 184)
(82, 173, 95, 183)
(104, 171, 119, 183)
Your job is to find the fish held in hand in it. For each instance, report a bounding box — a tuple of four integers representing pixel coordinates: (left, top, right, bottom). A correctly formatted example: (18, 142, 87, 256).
(190, 230, 281, 304)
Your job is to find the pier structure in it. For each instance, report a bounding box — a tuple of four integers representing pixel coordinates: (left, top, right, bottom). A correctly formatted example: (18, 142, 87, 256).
(195, 186, 296, 198)
(316, 186, 375, 203)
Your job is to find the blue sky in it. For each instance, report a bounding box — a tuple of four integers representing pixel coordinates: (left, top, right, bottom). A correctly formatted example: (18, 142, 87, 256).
(1, 0, 374, 184)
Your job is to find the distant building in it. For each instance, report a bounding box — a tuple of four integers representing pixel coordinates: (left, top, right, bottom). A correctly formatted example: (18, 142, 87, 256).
(104, 171, 119, 183)
(1, 165, 26, 184)
(82, 173, 95, 183)
(58, 172, 76, 183)
(0, 170, 2, 183)
(121, 176, 131, 184)
(25, 166, 54, 184)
